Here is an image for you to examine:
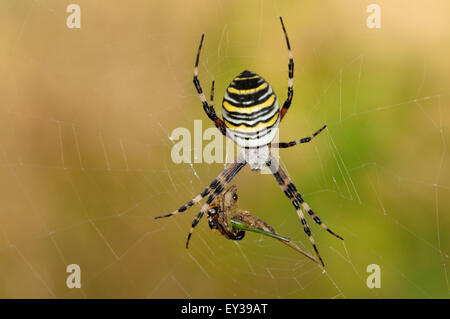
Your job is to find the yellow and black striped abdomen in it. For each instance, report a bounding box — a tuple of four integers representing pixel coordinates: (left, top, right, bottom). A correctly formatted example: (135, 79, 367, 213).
(222, 70, 280, 148)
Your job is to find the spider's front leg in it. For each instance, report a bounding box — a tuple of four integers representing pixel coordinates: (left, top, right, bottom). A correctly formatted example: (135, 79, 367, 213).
(186, 160, 246, 248)
(271, 125, 327, 149)
(155, 158, 244, 219)
(266, 153, 343, 266)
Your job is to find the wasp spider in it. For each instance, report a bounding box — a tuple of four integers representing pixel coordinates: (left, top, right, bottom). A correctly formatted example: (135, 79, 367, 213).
(207, 185, 318, 264)
(155, 17, 343, 266)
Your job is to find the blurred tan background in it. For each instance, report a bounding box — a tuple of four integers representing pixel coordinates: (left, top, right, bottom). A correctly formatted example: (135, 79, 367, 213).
(0, 0, 449, 298)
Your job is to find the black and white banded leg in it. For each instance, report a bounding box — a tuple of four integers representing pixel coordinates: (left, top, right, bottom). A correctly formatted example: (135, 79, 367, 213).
(271, 125, 327, 149)
(279, 16, 294, 121)
(266, 154, 343, 266)
(210, 80, 215, 107)
(155, 158, 246, 220)
(193, 34, 227, 136)
(186, 160, 246, 248)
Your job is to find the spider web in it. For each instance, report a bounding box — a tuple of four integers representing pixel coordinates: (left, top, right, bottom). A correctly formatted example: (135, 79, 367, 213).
(0, 0, 449, 299)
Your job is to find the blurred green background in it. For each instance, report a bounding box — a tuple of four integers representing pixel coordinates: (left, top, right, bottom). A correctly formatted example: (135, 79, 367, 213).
(0, 0, 449, 298)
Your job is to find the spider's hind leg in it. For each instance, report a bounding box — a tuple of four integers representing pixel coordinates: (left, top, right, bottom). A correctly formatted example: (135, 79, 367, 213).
(193, 34, 227, 136)
(279, 17, 294, 121)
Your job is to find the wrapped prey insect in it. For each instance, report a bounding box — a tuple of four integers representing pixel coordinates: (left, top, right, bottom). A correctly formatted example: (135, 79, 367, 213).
(207, 185, 319, 264)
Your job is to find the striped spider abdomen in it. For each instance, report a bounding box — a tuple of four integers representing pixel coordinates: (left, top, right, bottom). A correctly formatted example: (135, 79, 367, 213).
(222, 70, 280, 149)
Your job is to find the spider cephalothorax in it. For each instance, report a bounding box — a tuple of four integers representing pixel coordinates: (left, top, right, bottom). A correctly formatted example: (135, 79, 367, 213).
(155, 17, 343, 267)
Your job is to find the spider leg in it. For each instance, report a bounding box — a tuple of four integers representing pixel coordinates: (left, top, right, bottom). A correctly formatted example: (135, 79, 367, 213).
(279, 17, 294, 122)
(193, 34, 227, 136)
(271, 125, 327, 148)
(210, 80, 215, 107)
(270, 154, 343, 241)
(266, 154, 328, 266)
(155, 159, 244, 219)
(267, 154, 344, 264)
(186, 161, 246, 248)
